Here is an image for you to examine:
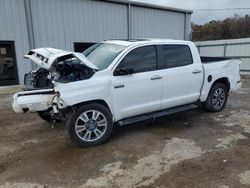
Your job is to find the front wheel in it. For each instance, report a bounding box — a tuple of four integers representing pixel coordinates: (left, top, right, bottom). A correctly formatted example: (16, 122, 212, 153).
(66, 103, 113, 147)
(202, 83, 228, 112)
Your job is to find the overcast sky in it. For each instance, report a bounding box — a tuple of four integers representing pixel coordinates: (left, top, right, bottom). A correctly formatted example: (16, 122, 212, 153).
(131, 0, 250, 24)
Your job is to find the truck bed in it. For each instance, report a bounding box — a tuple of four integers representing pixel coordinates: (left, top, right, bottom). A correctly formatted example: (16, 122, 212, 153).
(201, 56, 231, 64)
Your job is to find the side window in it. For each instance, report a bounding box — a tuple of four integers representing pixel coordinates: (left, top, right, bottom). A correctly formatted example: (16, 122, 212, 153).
(162, 45, 193, 68)
(117, 45, 157, 74)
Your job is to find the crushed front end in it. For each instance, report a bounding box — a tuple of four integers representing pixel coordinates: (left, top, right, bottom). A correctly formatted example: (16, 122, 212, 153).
(11, 47, 98, 122)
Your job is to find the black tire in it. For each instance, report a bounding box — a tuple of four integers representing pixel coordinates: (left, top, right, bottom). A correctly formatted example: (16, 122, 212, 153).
(66, 103, 113, 147)
(37, 110, 52, 122)
(203, 83, 228, 112)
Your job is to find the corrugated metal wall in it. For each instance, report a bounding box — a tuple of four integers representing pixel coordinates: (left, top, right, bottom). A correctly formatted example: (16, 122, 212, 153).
(0, 0, 191, 85)
(30, 0, 129, 51)
(0, 0, 32, 84)
(130, 6, 186, 39)
(195, 38, 250, 72)
(30, 0, 190, 51)
(185, 13, 192, 40)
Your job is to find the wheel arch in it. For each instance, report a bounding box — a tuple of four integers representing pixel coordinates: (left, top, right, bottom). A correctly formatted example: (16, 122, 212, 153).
(202, 77, 229, 112)
(200, 77, 230, 102)
(72, 99, 112, 114)
(212, 77, 230, 92)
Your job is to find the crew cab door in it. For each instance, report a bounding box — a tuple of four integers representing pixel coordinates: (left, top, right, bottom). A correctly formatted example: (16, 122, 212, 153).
(159, 45, 203, 109)
(112, 45, 162, 121)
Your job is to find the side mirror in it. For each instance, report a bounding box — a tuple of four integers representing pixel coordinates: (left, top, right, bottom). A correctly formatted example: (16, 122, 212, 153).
(115, 67, 134, 76)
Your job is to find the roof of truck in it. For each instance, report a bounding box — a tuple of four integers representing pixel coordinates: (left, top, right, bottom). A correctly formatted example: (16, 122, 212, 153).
(104, 39, 192, 47)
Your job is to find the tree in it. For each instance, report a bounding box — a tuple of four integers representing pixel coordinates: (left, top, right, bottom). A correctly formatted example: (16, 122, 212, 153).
(192, 14, 250, 41)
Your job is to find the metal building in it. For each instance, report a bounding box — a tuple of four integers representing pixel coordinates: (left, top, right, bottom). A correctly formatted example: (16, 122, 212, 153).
(0, 0, 192, 86)
(195, 38, 250, 74)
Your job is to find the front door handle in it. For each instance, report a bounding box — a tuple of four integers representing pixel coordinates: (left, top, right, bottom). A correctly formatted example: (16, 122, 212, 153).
(151, 75, 162, 80)
(192, 70, 202, 74)
(114, 84, 125, 89)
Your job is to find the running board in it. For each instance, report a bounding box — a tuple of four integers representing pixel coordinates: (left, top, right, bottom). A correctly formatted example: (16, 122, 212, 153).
(117, 104, 198, 126)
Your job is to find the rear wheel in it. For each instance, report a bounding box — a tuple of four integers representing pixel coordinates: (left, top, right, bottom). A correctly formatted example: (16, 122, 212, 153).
(203, 83, 228, 112)
(66, 103, 113, 147)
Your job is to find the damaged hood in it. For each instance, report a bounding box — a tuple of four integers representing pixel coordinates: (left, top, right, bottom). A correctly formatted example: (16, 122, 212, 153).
(24, 48, 99, 70)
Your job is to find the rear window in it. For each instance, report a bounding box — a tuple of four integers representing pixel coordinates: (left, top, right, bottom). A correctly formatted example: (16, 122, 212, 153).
(162, 45, 193, 68)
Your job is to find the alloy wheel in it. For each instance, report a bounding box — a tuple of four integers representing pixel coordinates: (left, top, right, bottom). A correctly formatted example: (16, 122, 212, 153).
(75, 110, 107, 142)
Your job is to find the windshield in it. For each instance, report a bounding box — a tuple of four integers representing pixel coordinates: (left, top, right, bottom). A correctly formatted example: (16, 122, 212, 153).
(83, 43, 126, 70)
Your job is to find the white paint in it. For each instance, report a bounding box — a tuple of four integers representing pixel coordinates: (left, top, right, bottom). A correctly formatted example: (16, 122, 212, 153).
(25, 48, 98, 70)
(83, 138, 203, 188)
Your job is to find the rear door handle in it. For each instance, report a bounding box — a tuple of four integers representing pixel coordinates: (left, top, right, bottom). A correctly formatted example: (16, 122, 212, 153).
(192, 70, 202, 74)
(151, 75, 162, 80)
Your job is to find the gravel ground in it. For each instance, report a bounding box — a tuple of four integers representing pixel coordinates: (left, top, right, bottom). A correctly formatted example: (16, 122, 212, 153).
(0, 77, 249, 188)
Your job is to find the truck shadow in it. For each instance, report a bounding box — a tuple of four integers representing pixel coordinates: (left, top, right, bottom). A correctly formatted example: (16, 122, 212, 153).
(112, 108, 205, 139)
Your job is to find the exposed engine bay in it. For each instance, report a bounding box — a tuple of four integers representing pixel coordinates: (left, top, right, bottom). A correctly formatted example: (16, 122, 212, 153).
(24, 52, 96, 90)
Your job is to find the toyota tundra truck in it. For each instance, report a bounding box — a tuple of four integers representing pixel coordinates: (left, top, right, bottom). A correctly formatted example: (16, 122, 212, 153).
(12, 39, 242, 147)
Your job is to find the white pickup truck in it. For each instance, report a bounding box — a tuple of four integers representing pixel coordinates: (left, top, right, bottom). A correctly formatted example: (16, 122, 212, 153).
(12, 39, 242, 147)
